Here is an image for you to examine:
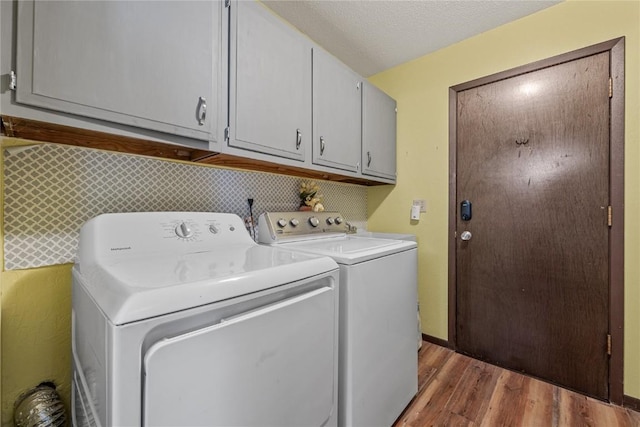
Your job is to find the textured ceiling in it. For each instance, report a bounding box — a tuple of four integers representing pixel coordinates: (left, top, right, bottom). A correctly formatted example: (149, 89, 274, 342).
(263, 0, 562, 77)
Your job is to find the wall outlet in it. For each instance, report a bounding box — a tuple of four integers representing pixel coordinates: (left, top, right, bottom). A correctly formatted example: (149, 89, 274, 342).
(413, 199, 427, 213)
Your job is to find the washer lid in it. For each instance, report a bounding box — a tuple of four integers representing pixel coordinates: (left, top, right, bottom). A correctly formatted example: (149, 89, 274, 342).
(281, 236, 417, 265)
(75, 244, 337, 325)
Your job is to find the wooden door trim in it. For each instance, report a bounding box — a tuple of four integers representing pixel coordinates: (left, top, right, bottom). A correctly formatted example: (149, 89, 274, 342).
(609, 37, 625, 404)
(448, 37, 625, 404)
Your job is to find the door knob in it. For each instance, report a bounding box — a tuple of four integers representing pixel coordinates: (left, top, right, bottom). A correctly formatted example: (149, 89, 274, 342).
(460, 231, 472, 241)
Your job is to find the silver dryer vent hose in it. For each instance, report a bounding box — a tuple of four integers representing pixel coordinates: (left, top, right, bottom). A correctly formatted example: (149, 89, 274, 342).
(14, 382, 67, 427)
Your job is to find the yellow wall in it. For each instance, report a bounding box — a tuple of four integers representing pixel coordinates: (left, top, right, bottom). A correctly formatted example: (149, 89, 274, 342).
(1, 266, 72, 425)
(367, 0, 640, 398)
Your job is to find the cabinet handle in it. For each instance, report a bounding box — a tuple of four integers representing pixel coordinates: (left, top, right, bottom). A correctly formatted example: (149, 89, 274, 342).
(367, 151, 372, 167)
(296, 129, 302, 150)
(320, 136, 325, 155)
(197, 97, 207, 126)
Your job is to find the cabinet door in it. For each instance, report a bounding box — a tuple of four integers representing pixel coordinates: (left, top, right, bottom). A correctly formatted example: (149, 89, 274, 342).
(313, 48, 362, 173)
(16, 0, 221, 142)
(362, 82, 397, 181)
(229, 0, 311, 161)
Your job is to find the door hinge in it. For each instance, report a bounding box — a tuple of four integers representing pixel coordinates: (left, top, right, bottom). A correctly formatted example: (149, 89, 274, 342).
(224, 127, 230, 141)
(607, 205, 612, 227)
(225, 0, 230, 8)
(607, 334, 612, 356)
(609, 77, 613, 98)
(9, 71, 17, 90)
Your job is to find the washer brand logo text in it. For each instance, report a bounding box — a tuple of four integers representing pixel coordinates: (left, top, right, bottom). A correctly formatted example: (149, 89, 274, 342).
(110, 246, 132, 251)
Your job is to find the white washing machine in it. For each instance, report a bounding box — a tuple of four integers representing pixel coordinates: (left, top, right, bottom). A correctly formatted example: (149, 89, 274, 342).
(72, 212, 339, 427)
(259, 212, 418, 427)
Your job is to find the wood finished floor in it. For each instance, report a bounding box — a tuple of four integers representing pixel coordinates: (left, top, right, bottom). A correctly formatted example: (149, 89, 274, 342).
(393, 342, 640, 427)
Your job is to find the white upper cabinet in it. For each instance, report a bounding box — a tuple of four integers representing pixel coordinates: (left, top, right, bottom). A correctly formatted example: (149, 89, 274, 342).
(312, 48, 362, 173)
(229, 0, 311, 161)
(16, 0, 222, 143)
(11, 0, 397, 184)
(362, 82, 397, 181)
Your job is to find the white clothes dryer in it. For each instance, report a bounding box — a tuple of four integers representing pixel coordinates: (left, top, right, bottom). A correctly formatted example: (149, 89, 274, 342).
(259, 212, 418, 427)
(72, 212, 339, 427)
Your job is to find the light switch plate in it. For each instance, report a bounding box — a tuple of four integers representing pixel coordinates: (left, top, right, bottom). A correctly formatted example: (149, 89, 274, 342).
(413, 199, 427, 213)
(410, 205, 420, 220)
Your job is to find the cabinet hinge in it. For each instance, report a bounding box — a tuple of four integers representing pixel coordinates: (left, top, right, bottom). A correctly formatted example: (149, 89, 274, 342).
(607, 334, 612, 356)
(607, 205, 612, 227)
(224, 127, 230, 141)
(224, 0, 230, 8)
(9, 71, 17, 91)
(609, 77, 613, 98)
(394, 107, 398, 114)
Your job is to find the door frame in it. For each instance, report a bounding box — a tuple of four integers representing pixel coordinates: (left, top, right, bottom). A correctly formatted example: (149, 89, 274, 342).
(447, 37, 625, 404)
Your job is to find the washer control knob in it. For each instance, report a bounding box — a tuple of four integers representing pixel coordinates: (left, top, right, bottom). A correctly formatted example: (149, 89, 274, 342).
(309, 217, 320, 227)
(209, 224, 219, 234)
(290, 218, 300, 227)
(326, 217, 335, 225)
(175, 222, 193, 238)
(277, 218, 287, 228)
(335, 216, 344, 225)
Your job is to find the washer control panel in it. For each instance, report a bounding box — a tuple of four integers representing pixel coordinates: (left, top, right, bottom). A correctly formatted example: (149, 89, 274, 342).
(258, 212, 347, 243)
(160, 216, 238, 243)
(77, 212, 253, 266)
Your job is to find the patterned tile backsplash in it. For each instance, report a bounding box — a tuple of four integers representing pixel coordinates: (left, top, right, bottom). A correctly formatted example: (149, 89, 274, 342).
(3, 143, 367, 270)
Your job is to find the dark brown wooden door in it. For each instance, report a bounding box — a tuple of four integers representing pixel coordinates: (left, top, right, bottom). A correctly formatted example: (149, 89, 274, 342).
(455, 52, 611, 400)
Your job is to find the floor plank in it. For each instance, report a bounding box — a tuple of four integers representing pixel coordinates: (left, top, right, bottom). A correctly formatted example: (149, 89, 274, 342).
(393, 342, 640, 427)
(447, 358, 500, 423)
(520, 374, 554, 426)
(480, 370, 528, 427)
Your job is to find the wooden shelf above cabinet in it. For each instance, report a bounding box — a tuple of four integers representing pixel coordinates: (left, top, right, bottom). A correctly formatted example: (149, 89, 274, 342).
(1, 115, 385, 186)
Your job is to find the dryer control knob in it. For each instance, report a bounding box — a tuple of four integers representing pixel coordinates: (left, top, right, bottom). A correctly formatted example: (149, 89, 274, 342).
(209, 224, 219, 234)
(290, 218, 300, 227)
(326, 217, 335, 225)
(335, 216, 344, 225)
(277, 218, 287, 228)
(309, 217, 320, 227)
(175, 222, 193, 238)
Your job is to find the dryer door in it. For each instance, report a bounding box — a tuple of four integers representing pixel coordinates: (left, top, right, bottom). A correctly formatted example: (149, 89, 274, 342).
(143, 285, 336, 426)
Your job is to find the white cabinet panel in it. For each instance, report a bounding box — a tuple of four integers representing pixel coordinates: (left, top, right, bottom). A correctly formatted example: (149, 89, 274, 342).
(16, 0, 222, 142)
(229, 0, 311, 161)
(362, 82, 397, 181)
(313, 48, 362, 173)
